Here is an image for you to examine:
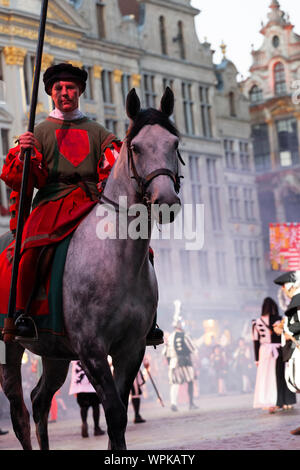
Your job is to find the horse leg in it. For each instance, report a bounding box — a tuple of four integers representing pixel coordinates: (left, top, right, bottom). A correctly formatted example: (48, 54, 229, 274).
(0, 342, 32, 450)
(79, 350, 127, 450)
(30, 358, 70, 450)
(113, 345, 146, 417)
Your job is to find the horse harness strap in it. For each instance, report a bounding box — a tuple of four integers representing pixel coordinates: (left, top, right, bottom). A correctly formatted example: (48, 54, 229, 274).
(127, 144, 184, 197)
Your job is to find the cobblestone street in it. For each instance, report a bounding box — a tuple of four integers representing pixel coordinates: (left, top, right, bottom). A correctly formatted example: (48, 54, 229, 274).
(1, 392, 300, 451)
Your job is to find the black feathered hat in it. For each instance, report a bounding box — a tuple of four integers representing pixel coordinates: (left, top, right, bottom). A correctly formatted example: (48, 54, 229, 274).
(43, 63, 88, 95)
(274, 271, 300, 286)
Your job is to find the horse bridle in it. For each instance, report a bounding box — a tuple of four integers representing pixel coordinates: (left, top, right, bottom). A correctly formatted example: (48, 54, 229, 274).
(127, 140, 185, 202)
(99, 139, 185, 212)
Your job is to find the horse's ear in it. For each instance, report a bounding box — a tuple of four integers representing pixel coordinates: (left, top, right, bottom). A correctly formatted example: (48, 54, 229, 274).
(160, 86, 174, 117)
(126, 88, 141, 120)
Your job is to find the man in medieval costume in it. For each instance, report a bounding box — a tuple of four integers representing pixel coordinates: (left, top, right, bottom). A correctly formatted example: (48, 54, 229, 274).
(0, 63, 163, 345)
(163, 310, 198, 412)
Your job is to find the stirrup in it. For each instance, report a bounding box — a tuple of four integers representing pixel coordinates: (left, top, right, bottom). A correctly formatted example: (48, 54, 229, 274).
(14, 314, 39, 343)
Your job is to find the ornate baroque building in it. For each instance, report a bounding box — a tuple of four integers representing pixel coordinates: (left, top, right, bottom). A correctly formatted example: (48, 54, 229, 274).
(0, 0, 267, 335)
(243, 0, 300, 293)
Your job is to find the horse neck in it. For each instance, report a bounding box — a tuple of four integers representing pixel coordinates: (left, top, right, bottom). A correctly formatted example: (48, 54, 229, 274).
(100, 143, 153, 267)
(103, 143, 137, 207)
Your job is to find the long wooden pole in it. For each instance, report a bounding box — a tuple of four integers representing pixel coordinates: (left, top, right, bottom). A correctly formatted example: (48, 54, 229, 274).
(3, 0, 49, 343)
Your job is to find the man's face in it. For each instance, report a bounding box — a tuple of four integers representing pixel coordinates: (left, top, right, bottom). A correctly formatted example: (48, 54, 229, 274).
(51, 80, 81, 112)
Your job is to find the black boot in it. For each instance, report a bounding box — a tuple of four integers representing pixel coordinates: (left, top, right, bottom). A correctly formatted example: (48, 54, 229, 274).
(146, 313, 164, 347)
(14, 312, 38, 341)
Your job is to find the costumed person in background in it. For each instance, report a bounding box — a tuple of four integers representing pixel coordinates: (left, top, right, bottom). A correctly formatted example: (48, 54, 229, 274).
(131, 369, 147, 424)
(273, 271, 300, 434)
(252, 297, 296, 413)
(69, 360, 105, 438)
(210, 344, 228, 395)
(163, 300, 198, 412)
(232, 337, 252, 394)
(0, 62, 163, 346)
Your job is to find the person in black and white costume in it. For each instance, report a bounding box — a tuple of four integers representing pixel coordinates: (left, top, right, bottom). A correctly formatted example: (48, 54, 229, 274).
(274, 271, 300, 433)
(163, 315, 198, 412)
(252, 297, 296, 413)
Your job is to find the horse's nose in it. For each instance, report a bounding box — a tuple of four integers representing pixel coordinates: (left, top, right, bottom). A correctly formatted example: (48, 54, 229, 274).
(152, 196, 181, 224)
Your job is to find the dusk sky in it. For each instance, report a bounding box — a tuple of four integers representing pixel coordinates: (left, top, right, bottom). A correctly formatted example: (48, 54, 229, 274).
(191, 0, 300, 79)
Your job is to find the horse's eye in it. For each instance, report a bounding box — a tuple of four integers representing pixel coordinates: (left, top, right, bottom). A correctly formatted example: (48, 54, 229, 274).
(131, 144, 140, 154)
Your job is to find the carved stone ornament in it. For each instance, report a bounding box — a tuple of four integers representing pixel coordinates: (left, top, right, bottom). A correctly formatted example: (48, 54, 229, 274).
(3, 46, 26, 66)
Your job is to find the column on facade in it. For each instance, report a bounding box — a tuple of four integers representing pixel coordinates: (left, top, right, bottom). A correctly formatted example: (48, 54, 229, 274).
(113, 68, 124, 138)
(92, 64, 104, 123)
(41, 53, 54, 114)
(266, 118, 277, 169)
(3, 46, 27, 131)
(1, 46, 26, 209)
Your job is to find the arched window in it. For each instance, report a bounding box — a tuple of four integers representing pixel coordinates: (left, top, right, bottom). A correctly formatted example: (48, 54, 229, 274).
(159, 16, 167, 55)
(274, 62, 286, 95)
(249, 85, 263, 103)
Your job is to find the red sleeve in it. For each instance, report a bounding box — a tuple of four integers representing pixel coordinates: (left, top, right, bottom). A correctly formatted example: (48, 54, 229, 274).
(97, 140, 122, 193)
(0, 144, 48, 193)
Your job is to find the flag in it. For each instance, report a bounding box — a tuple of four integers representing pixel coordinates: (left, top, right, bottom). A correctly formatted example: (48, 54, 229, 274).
(269, 223, 300, 271)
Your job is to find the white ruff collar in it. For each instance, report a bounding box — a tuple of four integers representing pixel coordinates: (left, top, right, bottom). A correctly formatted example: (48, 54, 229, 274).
(49, 108, 85, 120)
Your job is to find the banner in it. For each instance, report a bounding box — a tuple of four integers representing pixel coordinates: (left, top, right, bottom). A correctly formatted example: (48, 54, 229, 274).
(270, 223, 300, 271)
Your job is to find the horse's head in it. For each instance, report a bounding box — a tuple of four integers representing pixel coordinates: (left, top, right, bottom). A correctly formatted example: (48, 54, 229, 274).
(126, 88, 183, 224)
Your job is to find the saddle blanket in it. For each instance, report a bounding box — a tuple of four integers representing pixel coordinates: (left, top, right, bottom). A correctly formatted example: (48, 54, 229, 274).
(0, 233, 72, 336)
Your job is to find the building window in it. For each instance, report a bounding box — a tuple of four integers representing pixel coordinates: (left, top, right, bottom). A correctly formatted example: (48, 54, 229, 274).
(96, 3, 106, 39)
(228, 186, 240, 220)
(229, 91, 236, 117)
(23, 54, 35, 105)
(189, 155, 201, 224)
(252, 124, 271, 172)
(243, 187, 255, 221)
(239, 141, 250, 171)
(197, 250, 210, 286)
(234, 239, 247, 286)
(177, 21, 185, 60)
(272, 35, 280, 48)
(249, 85, 263, 104)
(180, 249, 191, 285)
(274, 62, 286, 96)
(224, 139, 236, 169)
(143, 74, 156, 108)
(209, 186, 222, 231)
(216, 251, 226, 286)
(276, 118, 299, 167)
(121, 74, 131, 104)
(199, 86, 212, 137)
(101, 70, 113, 104)
(249, 241, 261, 285)
(105, 119, 118, 135)
(182, 82, 194, 135)
(159, 16, 167, 55)
(0, 128, 10, 214)
(83, 66, 93, 101)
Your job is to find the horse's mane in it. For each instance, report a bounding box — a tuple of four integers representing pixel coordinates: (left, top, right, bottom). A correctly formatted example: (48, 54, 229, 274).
(126, 108, 180, 144)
